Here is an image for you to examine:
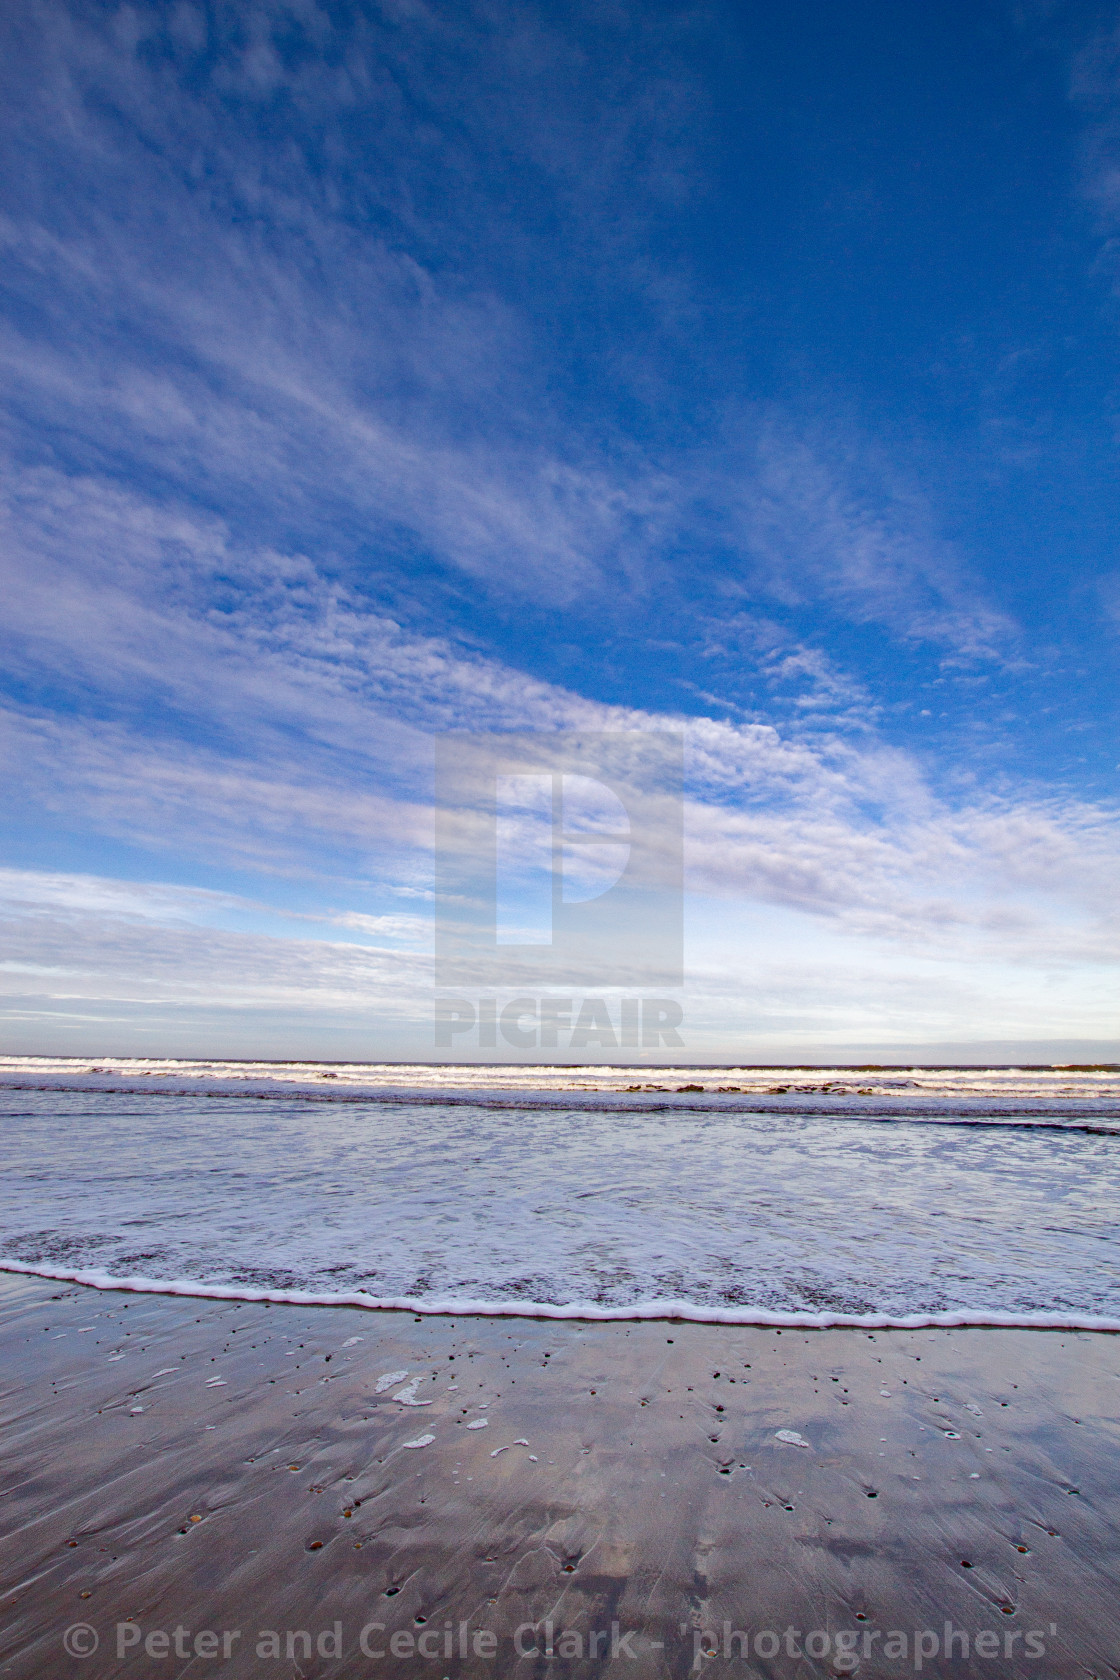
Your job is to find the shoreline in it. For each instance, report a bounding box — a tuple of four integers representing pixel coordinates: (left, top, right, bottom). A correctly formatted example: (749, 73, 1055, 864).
(2, 1273, 1119, 1677)
(4, 1260, 1120, 1334)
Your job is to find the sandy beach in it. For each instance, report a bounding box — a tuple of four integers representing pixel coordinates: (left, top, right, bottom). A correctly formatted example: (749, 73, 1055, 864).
(0, 1272, 1117, 1678)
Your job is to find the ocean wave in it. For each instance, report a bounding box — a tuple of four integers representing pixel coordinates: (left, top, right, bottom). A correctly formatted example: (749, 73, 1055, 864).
(1, 1054, 1118, 1108)
(3, 1258, 1119, 1332)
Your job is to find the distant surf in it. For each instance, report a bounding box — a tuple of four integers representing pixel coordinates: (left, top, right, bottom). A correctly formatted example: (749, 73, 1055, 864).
(3, 1053, 1119, 1105)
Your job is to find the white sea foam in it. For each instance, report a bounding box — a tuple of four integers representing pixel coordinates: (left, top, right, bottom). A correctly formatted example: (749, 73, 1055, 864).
(0, 1080, 1117, 1328)
(392, 1376, 432, 1406)
(1, 1054, 1118, 1108)
(1, 1258, 1119, 1331)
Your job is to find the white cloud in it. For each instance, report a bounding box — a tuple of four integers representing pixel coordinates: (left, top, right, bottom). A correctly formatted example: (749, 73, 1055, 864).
(719, 418, 1017, 662)
(0, 1, 1019, 652)
(0, 867, 239, 923)
(1, 465, 1117, 1001)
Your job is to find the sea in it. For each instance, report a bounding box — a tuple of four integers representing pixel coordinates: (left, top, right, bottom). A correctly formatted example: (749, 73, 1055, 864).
(1, 1057, 1118, 1329)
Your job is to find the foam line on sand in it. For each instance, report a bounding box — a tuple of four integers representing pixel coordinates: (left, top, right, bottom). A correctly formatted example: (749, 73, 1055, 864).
(3, 1259, 1119, 1332)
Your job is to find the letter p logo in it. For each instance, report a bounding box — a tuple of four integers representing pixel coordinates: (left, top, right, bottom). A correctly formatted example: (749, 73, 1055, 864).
(435, 732, 682, 990)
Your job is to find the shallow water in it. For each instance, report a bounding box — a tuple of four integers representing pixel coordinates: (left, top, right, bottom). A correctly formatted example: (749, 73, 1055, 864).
(1, 1070, 1118, 1325)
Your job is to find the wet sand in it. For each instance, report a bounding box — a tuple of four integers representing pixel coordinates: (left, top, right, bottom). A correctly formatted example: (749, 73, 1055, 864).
(0, 1272, 1118, 1678)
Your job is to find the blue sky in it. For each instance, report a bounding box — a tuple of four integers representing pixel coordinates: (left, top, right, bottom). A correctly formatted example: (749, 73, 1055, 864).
(1, 0, 1118, 1060)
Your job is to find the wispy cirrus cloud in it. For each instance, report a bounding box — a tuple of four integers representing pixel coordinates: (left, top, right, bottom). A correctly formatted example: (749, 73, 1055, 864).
(1, 460, 1114, 972)
(0, 0, 1015, 660)
(717, 417, 1017, 663)
(2, 471, 1116, 995)
(0, 0, 699, 610)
